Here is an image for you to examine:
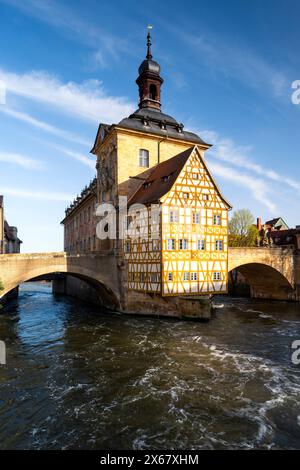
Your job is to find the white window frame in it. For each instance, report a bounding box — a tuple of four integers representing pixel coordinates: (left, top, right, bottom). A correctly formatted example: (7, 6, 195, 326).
(197, 239, 205, 251)
(191, 272, 197, 281)
(193, 212, 200, 224)
(139, 149, 149, 167)
(213, 214, 222, 226)
(215, 239, 223, 251)
(168, 272, 173, 282)
(183, 272, 189, 281)
(179, 239, 188, 250)
(169, 210, 179, 223)
(167, 238, 175, 250)
(213, 272, 222, 281)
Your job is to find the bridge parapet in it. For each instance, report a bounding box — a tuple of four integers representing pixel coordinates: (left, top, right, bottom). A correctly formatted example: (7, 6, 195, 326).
(0, 252, 121, 307)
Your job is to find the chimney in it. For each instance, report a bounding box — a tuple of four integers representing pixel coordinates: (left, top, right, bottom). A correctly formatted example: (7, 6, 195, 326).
(257, 218, 262, 231)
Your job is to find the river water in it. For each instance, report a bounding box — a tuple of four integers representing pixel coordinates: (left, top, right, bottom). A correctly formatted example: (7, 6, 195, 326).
(0, 282, 300, 450)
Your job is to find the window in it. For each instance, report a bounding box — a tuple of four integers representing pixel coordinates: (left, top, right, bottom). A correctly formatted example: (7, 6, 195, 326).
(167, 239, 175, 250)
(162, 175, 170, 182)
(153, 240, 160, 251)
(213, 214, 221, 226)
(179, 239, 188, 250)
(169, 210, 179, 223)
(183, 192, 189, 199)
(203, 194, 209, 201)
(125, 240, 131, 253)
(139, 149, 149, 167)
(151, 273, 158, 283)
(192, 173, 199, 180)
(149, 84, 157, 100)
(140, 273, 145, 282)
(215, 240, 223, 251)
(214, 272, 222, 281)
(192, 212, 200, 224)
(168, 272, 173, 282)
(191, 272, 198, 281)
(197, 239, 205, 251)
(183, 272, 189, 281)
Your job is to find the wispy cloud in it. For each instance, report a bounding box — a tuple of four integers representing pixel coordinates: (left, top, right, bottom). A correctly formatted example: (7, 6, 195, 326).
(0, 69, 134, 123)
(179, 31, 289, 99)
(0, 106, 90, 147)
(201, 129, 300, 193)
(0, 0, 129, 68)
(49, 143, 96, 170)
(0, 186, 73, 201)
(0, 151, 44, 170)
(208, 160, 276, 213)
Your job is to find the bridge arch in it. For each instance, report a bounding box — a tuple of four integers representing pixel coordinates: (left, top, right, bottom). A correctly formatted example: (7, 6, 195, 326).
(228, 261, 294, 300)
(0, 253, 121, 309)
(228, 247, 296, 301)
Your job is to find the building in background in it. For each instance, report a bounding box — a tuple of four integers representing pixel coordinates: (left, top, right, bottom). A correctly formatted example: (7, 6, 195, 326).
(256, 216, 300, 249)
(62, 31, 231, 297)
(62, 178, 98, 253)
(0, 195, 22, 254)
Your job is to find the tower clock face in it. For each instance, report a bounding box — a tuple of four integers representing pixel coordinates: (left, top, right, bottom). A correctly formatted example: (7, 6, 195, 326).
(100, 127, 105, 142)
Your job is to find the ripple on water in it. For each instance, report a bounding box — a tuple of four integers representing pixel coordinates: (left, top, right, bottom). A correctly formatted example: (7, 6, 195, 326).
(0, 285, 300, 449)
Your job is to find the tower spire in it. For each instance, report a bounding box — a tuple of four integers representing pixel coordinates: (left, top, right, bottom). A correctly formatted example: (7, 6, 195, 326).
(136, 25, 164, 111)
(146, 26, 153, 60)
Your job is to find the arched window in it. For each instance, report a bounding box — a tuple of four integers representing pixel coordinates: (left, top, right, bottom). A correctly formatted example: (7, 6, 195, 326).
(149, 84, 157, 100)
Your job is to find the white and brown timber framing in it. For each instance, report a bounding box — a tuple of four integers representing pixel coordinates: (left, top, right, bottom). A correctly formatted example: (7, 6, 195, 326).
(124, 146, 232, 296)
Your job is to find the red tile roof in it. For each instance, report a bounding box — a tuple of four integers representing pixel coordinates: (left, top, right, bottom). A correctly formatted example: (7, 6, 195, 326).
(128, 147, 194, 205)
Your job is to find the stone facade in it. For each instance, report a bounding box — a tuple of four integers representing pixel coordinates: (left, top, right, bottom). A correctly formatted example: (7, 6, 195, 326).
(62, 179, 100, 253)
(0, 195, 22, 254)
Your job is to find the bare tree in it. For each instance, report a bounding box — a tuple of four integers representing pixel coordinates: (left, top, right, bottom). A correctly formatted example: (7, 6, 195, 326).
(229, 209, 258, 247)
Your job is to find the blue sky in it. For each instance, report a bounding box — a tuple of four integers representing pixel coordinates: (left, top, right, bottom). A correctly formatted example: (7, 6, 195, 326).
(0, 0, 299, 252)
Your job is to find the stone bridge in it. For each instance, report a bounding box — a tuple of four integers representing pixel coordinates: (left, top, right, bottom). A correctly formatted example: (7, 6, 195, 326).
(0, 252, 122, 309)
(0, 248, 299, 308)
(228, 246, 300, 301)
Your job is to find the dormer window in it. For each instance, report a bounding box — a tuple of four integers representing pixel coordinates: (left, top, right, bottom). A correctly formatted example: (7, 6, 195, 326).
(139, 149, 149, 167)
(161, 175, 170, 183)
(143, 181, 151, 189)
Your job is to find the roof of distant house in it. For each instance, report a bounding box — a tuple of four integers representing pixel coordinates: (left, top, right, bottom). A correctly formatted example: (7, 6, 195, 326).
(265, 217, 289, 229)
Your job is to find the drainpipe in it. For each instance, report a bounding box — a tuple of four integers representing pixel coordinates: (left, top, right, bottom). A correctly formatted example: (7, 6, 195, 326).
(157, 134, 168, 164)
